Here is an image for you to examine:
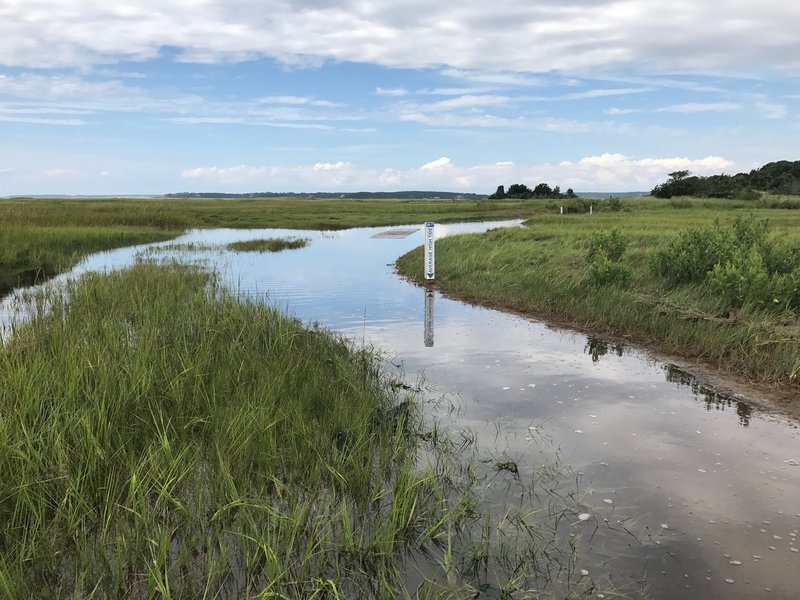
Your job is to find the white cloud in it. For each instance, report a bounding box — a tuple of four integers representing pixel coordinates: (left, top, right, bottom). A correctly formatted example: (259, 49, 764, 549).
(2, 2, 797, 74)
(420, 157, 452, 170)
(561, 87, 653, 100)
(0, 73, 200, 115)
(179, 154, 736, 193)
(440, 69, 544, 87)
(398, 112, 511, 127)
(313, 161, 350, 171)
(257, 95, 342, 108)
(606, 102, 743, 116)
(657, 102, 741, 113)
(0, 167, 15, 175)
(419, 87, 497, 96)
(422, 95, 511, 111)
(606, 107, 641, 115)
(182, 165, 268, 180)
(168, 117, 334, 129)
(0, 115, 86, 126)
(0, 73, 350, 127)
(755, 100, 788, 119)
(375, 87, 408, 96)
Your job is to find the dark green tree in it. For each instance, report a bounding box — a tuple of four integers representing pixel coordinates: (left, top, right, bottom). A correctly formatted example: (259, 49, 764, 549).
(489, 185, 506, 199)
(507, 183, 532, 197)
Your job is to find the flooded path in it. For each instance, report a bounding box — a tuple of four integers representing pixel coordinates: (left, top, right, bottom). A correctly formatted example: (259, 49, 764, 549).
(2, 221, 799, 598)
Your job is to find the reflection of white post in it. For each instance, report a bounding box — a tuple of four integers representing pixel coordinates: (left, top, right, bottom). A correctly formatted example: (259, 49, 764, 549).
(424, 289, 434, 347)
(424, 222, 435, 280)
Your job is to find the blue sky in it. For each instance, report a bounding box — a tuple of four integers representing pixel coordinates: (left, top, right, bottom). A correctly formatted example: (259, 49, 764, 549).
(1, 1, 799, 195)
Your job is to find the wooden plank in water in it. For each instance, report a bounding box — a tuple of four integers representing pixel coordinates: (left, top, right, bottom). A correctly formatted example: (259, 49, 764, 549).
(371, 228, 419, 239)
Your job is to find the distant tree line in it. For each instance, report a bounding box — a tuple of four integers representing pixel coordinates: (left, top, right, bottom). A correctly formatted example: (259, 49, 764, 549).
(489, 183, 577, 200)
(651, 160, 800, 199)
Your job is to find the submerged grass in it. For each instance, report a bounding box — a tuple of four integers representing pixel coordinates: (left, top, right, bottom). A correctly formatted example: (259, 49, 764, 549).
(226, 237, 309, 253)
(0, 262, 617, 598)
(397, 200, 800, 394)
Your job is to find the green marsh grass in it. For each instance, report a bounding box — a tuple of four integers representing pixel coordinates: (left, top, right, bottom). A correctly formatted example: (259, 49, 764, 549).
(397, 200, 800, 392)
(0, 262, 621, 598)
(0, 225, 174, 296)
(226, 237, 309, 253)
(0, 196, 540, 299)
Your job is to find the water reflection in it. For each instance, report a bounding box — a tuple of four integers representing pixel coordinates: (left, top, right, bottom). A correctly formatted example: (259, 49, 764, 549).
(584, 334, 625, 362)
(583, 336, 754, 428)
(665, 364, 753, 427)
(423, 288, 434, 347)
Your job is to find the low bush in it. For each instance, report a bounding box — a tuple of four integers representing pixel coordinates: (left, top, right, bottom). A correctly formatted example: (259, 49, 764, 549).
(563, 198, 592, 214)
(652, 217, 800, 311)
(650, 217, 769, 284)
(586, 251, 631, 286)
(585, 228, 631, 286)
(587, 228, 629, 262)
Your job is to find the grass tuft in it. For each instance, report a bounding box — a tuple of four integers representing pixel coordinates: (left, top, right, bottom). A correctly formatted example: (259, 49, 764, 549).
(226, 237, 309, 253)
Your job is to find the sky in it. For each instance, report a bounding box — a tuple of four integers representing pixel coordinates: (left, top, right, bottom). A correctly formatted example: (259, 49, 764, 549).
(1, 1, 799, 195)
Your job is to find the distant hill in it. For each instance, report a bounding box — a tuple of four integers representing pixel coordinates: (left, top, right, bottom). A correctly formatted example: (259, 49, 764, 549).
(165, 191, 487, 200)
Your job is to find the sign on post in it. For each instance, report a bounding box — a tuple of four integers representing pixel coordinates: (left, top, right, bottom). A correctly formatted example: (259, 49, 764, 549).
(424, 222, 435, 280)
(424, 289, 434, 347)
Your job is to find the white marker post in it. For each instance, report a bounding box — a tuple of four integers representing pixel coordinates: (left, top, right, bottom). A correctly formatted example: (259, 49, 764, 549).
(424, 222, 435, 280)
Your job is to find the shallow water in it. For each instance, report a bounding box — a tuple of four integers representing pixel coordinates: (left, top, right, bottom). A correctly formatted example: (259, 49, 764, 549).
(3, 221, 799, 598)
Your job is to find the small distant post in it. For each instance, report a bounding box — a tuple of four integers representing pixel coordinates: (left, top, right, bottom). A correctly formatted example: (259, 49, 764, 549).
(560, 206, 563, 215)
(590, 204, 593, 215)
(424, 222, 435, 280)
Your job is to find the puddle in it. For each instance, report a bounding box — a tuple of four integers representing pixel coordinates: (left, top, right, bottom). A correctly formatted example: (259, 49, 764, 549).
(2, 220, 799, 598)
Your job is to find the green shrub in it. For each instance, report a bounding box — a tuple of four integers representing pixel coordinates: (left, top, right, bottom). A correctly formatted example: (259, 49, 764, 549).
(768, 198, 800, 209)
(708, 248, 800, 311)
(708, 246, 773, 308)
(737, 187, 760, 201)
(563, 198, 591, 214)
(587, 228, 629, 262)
(650, 217, 772, 284)
(586, 251, 631, 286)
(607, 197, 623, 212)
(650, 220, 735, 283)
(654, 216, 800, 312)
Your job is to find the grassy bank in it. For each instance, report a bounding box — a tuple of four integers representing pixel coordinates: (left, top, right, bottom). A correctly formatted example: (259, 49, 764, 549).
(0, 197, 539, 297)
(0, 262, 604, 598)
(397, 199, 800, 397)
(0, 225, 175, 296)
